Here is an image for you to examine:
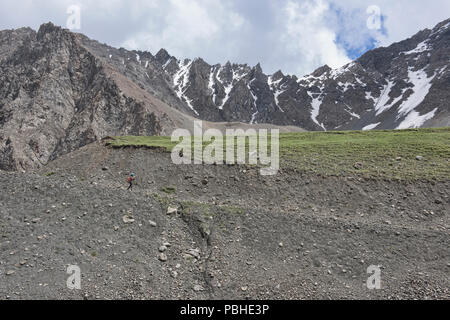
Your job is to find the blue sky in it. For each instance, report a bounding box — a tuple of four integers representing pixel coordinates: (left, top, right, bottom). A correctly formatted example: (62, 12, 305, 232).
(0, 0, 449, 76)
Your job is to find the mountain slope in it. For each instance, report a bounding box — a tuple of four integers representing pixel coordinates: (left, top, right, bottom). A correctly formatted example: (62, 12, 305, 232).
(0, 23, 169, 171)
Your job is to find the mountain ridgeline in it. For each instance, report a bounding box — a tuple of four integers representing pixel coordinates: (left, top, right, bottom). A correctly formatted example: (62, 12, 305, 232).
(0, 19, 449, 170)
(158, 18, 450, 131)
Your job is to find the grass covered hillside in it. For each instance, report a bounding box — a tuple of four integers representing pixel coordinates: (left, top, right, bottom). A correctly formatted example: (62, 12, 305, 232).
(105, 128, 450, 181)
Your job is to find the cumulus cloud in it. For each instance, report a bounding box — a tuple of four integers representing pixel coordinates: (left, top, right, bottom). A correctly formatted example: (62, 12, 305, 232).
(121, 0, 247, 60)
(278, 0, 351, 74)
(0, 0, 449, 76)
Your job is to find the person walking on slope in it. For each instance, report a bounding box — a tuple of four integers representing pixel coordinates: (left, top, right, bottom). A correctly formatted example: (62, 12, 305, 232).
(127, 173, 136, 191)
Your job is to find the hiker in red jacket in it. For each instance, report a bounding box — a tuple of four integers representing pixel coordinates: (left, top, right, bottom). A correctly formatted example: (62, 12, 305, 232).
(127, 173, 136, 191)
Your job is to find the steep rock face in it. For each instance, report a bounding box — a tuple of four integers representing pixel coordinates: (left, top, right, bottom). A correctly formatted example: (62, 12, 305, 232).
(0, 23, 163, 171)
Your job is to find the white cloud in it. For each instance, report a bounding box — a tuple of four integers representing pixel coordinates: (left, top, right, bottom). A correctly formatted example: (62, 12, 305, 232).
(328, 0, 450, 47)
(121, 0, 247, 60)
(279, 0, 351, 74)
(0, 0, 448, 76)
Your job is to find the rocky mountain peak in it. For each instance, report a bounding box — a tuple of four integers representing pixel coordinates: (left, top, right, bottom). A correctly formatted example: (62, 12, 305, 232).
(271, 70, 285, 81)
(155, 48, 171, 65)
(37, 22, 66, 39)
(254, 62, 263, 74)
(312, 65, 332, 77)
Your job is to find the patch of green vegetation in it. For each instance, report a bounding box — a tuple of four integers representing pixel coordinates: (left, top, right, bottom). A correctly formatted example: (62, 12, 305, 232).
(161, 186, 176, 194)
(107, 136, 176, 151)
(45, 172, 56, 177)
(279, 128, 450, 180)
(91, 252, 97, 257)
(106, 128, 450, 181)
(150, 193, 172, 208)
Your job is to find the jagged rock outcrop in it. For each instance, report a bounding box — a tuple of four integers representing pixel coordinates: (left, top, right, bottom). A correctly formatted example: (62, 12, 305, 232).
(0, 23, 169, 170)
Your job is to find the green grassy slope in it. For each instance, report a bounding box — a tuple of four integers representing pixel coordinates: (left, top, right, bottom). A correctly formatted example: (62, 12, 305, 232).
(105, 128, 450, 181)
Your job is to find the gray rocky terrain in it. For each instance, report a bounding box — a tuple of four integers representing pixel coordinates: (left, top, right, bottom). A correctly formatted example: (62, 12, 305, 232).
(0, 143, 448, 300)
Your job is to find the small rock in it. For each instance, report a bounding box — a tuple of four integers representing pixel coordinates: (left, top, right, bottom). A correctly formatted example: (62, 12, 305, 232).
(416, 156, 424, 161)
(114, 226, 119, 231)
(6, 270, 15, 275)
(122, 215, 135, 224)
(241, 286, 248, 292)
(186, 249, 200, 259)
(159, 253, 167, 262)
(158, 246, 167, 253)
(396, 157, 402, 161)
(435, 199, 443, 205)
(149, 220, 157, 227)
(354, 162, 363, 170)
(193, 285, 204, 292)
(167, 207, 178, 215)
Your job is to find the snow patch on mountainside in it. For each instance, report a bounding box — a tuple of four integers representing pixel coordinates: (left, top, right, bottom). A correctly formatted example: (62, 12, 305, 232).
(162, 58, 172, 69)
(397, 108, 438, 129)
(307, 91, 326, 131)
(403, 40, 430, 55)
(216, 67, 248, 110)
(363, 123, 381, 131)
(273, 89, 285, 112)
(248, 79, 260, 124)
(208, 67, 217, 105)
(268, 76, 285, 112)
(218, 79, 233, 110)
(374, 81, 395, 115)
(330, 62, 355, 79)
(250, 110, 259, 124)
(365, 91, 376, 102)
(174, 60, 199, 115)
(397, 68, 436, 118)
